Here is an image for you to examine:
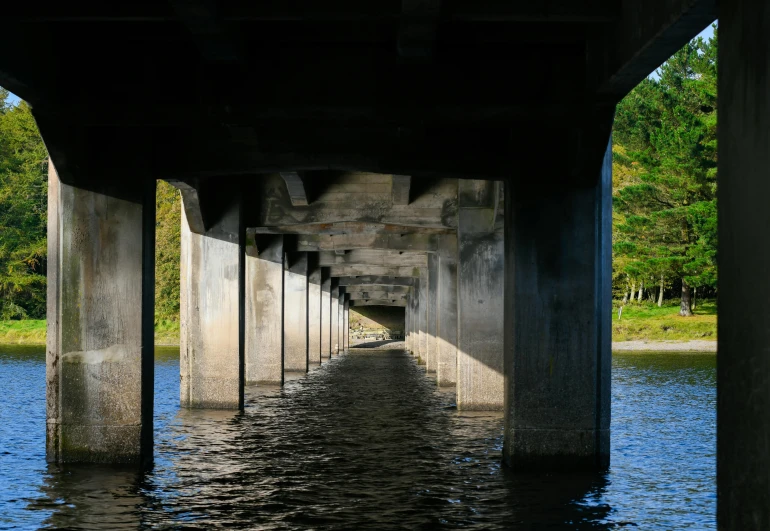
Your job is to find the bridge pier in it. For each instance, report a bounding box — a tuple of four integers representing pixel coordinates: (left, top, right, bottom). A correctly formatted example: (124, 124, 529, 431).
(343, 296, 350, 351)
(181, 196, 244, 409)
(321, 268, 332, 359)
(426, 254, 439, 374)
(284, 252, 308, 373)
(331, 280, 340, 355)
(503, 142, 612, 472)
(246, 235, 284, 384)
(418, 268, 429, 364)
(457, 180, 504, 410)
(338, 293, 345, 352)
(308, 261, 322, 365)
(717, 2, 770, 527)
(46, 163, 155, 464)
(437, 236, 458, 386)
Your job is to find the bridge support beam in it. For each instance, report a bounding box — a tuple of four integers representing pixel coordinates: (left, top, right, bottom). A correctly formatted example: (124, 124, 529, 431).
(308, 260, 322, 365)
(437, 236, 458, 386)
(331, 280, 340, 355)
(457, 180, 504, 410)
(426, 253, 439, 374)
(46, 163, 155, 464)
(503, 142, 612, 472)
(321, 268, 332, 359)
(181, 195, 243, 410)
(284, 252, 308, 373)
(246, 235, 284, 384)
(718, 2, 770, 528)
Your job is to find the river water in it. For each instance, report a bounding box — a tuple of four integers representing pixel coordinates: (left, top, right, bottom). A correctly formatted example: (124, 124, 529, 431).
(1, 346, 715, 530)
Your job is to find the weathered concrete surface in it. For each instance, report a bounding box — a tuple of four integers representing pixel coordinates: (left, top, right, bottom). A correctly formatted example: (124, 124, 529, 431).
(284, 252, 308, 372)
(308, 264, 322, 364)
(348, 292, 408, 300)
(426, 253, 439, 374)
(338, 294, 345, 353)
(319, 249, 428, 268)
(405, 301, 412, 354)
(418, 267, 429, 364)
(345, 285, 410, 294)
(331, 280, 340, 355)
(297, 233, 439, 253)
(457, 180, 504, 410)
(181, 197, 243, 410)
(717, 3, 770, 528)
(329, 265, 422, 277)
(503, 142, 612, 472)
(47, 163, 155, 464)
(321, 268, 331, 359)
(338, 276, 415, 287)
(343, 298, 350, 351)
(437, 236, 458, 386)
(246, 235, 284, 384)
(350, 300, 407, 307)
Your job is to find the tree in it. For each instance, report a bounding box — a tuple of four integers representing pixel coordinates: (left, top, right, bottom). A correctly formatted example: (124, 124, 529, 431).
(613, 28, 718, 316)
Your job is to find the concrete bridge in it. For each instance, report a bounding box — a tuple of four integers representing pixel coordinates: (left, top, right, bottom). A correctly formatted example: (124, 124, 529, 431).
(5, 1, 769, 527)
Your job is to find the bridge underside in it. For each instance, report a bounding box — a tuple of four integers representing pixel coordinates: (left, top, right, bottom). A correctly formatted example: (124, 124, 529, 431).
(26, 5, 770, 527)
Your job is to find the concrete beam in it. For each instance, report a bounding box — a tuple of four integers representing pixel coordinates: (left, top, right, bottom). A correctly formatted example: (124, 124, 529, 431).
(296, 233, 438, 252)
(344, 285, 410, 294)
(337, 276, 415, 287)
(348, 292, 408, 301)
(318, 249, 428, 268)
(255, 222, 452, 236)
(599, 0, 717, 98)
(329, 265, 423, 277)
(391, 175, 411, 205)
(280, 171, 310, 206)
(350, 299, 407, 307)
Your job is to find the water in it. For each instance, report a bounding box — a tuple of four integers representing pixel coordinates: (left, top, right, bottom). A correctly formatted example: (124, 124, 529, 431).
(0, 346, 715, 530)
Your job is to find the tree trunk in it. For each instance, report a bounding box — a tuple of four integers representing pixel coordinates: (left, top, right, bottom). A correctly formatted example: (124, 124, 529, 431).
(680, 280, 693, 316)
(658, 274, 664, 307)
(630, 281, 636, 303)
(692, 286, 697, 311)
(638, 281, 644, 301)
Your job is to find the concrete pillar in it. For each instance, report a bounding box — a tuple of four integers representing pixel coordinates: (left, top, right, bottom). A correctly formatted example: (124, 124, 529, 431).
(503, 142, 612, 472)
(338, 293, 345, 353)
(308, 260, 322, 365)
(321, 268, 331, 359)
(418, 267, 429, 364)
(457, 180, 504, 410)
(437, 235, 458, 386)
(427, 253, 439, 374)
(343, 296, 350, 351)
(284, 252, 308, 373)
(245, 235, 284, 384)
(181, 197, 244, 409)
(46, 163, 155, 464)
(718, 3, 770, 527)
(331, 279, 340, 355)
(405, 292, 413, 354)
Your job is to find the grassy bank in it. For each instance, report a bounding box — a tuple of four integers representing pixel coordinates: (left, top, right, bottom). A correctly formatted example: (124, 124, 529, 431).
(1, 301, 717, 346)
(0, 319, 182, 346)
(613, 300, 716, 342)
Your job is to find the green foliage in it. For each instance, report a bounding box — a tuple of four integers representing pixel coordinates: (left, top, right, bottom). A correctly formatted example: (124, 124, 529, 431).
(0, 93, 48, 319)
(155, 180, 181, 323)
(612, 26, 718, 312)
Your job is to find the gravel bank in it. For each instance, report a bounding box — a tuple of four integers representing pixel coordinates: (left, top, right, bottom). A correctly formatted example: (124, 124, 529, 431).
(612, 340, 716, 352)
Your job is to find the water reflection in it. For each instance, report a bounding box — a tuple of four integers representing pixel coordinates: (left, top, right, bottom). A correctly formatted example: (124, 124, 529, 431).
(1, 345, 715, 529)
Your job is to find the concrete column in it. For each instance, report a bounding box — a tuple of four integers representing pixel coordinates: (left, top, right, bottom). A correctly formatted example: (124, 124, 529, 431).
(457, 180, 504, 410)
(331, 279, 339, 355)
(245, 235, 284, 384)
(308, 260, 322, 365)
(343, 296, 350, 351)
(427, 253, 439, 374)
(338, 293, 345, 353)
(437, 235, 458, 386)
(503, 142, 612, 472)
(418, 267, 429, 364)
(321, 268, 331, 359)
(718, 3, 770, 527)
(181, 197, 244, 410)
(46, 163, 155, 464)
(284, 252, 308, 373)
(405, 293, 413, 354)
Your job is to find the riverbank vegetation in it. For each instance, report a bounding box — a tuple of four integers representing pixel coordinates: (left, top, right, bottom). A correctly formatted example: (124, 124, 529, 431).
(0, 30, 719, 344)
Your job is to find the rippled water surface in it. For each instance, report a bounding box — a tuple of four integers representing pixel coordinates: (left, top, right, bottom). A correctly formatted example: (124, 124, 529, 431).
(1, 346, 715, 530)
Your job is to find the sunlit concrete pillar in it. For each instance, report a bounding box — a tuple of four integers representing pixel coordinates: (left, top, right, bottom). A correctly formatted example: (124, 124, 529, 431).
(405, 300, 412, 353)
(343, 296, 350, 351)
(418, 268, 429, 364)
(321, 268, 331, 359)
(457, 180, 504, 410)
(718, 3, 770, 527)
(331, 279, 340, 355)
(308, 259, 322, 365)
(503, 140, 611, 472)
(245, 235, 284, 384)
(181, 196, 244, 410)
(338, 293, 345, 353)
(427, 253, 439, 374)
(47, 162, 155, 464)
(437, 235, 458, 386)
(284, 252, 308, 373)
